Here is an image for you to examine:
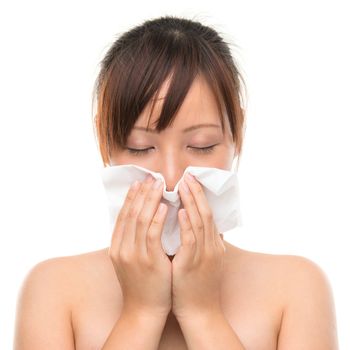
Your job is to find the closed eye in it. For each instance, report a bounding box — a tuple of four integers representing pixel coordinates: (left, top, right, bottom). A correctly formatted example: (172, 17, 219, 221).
(190, 145, 218, 154)
(126, 144, 218, 156)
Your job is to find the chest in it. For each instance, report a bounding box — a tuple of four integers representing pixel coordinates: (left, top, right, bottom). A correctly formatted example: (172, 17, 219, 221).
(72, 284, 281, 350)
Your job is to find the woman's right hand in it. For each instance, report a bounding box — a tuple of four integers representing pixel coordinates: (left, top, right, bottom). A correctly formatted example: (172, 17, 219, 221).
(108, 174, 172, 318)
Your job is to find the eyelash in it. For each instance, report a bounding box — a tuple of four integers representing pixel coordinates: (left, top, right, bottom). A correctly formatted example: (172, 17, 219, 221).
(126, 145, 218, 156)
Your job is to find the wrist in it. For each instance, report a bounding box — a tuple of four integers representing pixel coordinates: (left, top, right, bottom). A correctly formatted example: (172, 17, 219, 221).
(121, 306, 170, 323)
(175, 308, 224, 325)
(176, 311, 226, 337)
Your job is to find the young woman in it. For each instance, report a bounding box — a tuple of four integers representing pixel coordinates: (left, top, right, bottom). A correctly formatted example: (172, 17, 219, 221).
(14, 15, 338, 349)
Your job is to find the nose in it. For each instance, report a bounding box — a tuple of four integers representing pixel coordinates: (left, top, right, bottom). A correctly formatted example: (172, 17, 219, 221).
(160, 169, 186, 192)
(156, 162, 188, 192)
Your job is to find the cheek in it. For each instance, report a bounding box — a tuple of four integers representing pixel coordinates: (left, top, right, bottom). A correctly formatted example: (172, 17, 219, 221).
(113, 153, 156, 170)
(209, 145, 235, 170)
(109, 153, 138, 166)
(189, 152, 231, 170)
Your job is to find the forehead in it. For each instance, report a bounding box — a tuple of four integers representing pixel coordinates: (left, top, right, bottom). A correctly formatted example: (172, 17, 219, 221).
(135, 73, 224, 129)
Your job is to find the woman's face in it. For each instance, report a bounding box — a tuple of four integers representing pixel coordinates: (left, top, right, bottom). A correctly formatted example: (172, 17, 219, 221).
(109, 74, 236, 191)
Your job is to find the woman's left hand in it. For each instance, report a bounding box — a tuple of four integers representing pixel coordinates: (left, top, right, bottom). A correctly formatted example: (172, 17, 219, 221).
(171, 172, 226, 321)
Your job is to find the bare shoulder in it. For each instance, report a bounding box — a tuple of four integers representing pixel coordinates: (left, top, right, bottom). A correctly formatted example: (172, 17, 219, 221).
(31, 247, 115, 300)
(224, 242, 338, 349)
(19, 247, 111, 290)
(14, 248, 111, 349)
(224, 241, 334, 290)
(247, 247, 335, 299)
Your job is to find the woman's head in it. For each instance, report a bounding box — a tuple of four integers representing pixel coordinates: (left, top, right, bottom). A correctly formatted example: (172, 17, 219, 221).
(92, 15, 247, 191)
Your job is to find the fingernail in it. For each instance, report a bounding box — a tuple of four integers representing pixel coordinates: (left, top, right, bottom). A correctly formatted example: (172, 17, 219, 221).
(181, 180, 190, 193)
(131, 180, 140, 189)
(145, 174, 154, 183)
(152, 178, 163, 189)
(185, 173, 195, 182)
(181, 209, 188, 221)
(158, 203, 166, 213)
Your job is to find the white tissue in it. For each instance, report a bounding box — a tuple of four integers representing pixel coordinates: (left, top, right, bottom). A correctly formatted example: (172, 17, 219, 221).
(100, 164, 242, 255)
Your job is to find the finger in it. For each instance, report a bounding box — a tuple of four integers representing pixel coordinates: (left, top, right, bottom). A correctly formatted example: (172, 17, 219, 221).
(219, 234, 226, 252)
(110, 179, 141, 253)
(122, 174, 156, 252)
(214, 230, 226, 255)
(134, 177, 164, 254)
(184, 173, 216, 249)
(147, 202, 168, 258)
(178, 178, 204, 252)
(177, 208, 196, 264)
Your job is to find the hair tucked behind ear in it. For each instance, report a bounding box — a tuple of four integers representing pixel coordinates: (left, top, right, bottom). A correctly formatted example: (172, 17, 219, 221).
(91, 15, 247, 168)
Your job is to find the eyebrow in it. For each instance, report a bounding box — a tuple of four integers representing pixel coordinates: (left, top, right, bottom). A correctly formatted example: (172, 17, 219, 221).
(133, 123, 221, 133)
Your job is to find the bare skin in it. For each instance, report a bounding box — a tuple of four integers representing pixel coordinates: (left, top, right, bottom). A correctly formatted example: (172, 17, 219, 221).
(70, 244, 283, 349)
(14, 242, 337, 349)
(14, 73, 338, 349)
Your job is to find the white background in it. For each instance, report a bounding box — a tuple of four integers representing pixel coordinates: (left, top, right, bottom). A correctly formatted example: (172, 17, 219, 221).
(1, 1, 349, 348)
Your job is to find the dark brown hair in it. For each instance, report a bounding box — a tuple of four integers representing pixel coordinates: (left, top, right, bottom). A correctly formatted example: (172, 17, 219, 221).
(92, 15, 247, 167)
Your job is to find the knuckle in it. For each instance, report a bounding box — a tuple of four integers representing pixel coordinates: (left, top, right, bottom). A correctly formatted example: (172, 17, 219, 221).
(147, 230, 158, 245)
(183, 230, 196, 246)
(127, 206, 138, 218)
(193, 184, 202, 194)
(108, 247, 118, 261)
(139, 185, 148, 196)
(195, 221, 204, 232)
(137, 214, 148, 225)
(144, 194, 154, 205)
(117, 207, 128, 222)
(151, 217, 162, 227)
(184, 234, 196, 246)
(204, 210, 213, 221)
(125, 191, 135, 202)
(137, 253, 150, 267)
(187, 196, 195, 206)
(119, 250, 133, 264)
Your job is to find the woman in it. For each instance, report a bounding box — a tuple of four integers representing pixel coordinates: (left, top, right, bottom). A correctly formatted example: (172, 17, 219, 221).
(14, 15, 338, 349)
